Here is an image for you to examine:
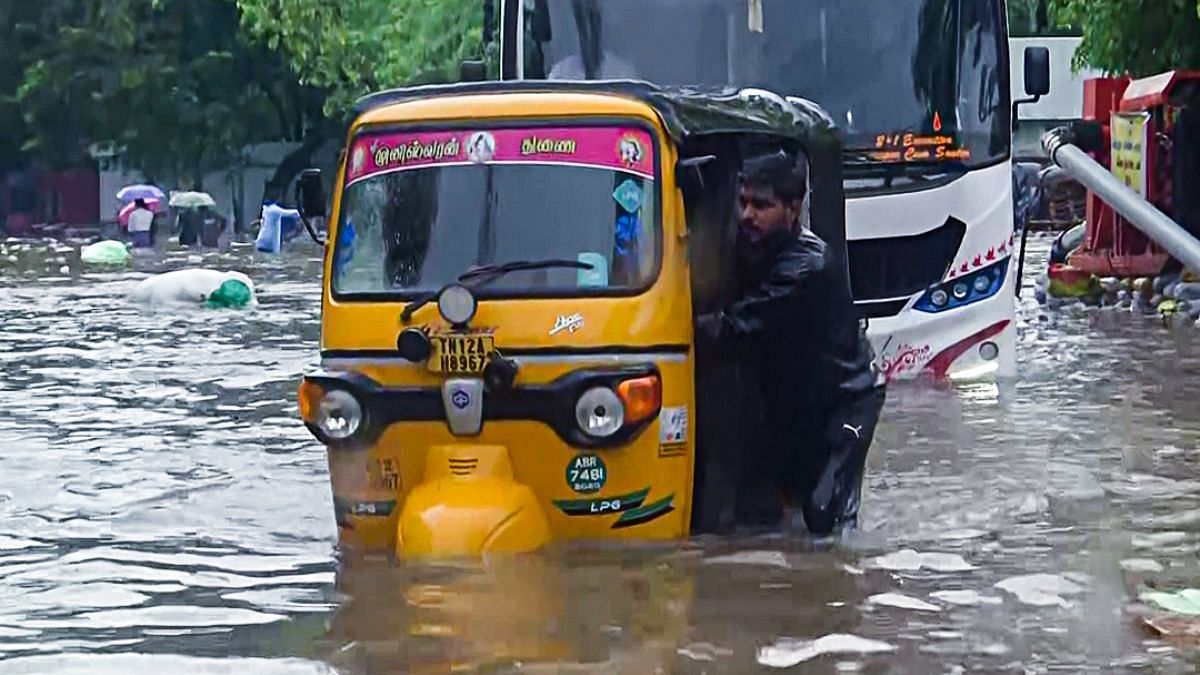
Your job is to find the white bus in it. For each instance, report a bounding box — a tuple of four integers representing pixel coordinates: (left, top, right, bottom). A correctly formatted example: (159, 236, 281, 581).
(492, 0, 1048, 381)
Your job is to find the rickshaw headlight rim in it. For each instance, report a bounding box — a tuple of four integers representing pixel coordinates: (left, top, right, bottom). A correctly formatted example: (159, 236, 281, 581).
(316, 389, 363, 440)
(575, 387, 625, 438)
(437, 284, 477, 325)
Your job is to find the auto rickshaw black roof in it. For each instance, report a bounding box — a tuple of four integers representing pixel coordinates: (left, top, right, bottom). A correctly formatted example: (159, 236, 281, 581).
(353, 79, 837, 151)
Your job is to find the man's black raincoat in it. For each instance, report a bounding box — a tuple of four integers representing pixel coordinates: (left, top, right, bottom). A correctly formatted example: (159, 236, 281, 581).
(695, 227, 884, 534)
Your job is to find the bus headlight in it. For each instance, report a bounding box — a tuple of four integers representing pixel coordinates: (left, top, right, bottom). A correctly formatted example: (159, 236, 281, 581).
(914, 258, 1009, 314)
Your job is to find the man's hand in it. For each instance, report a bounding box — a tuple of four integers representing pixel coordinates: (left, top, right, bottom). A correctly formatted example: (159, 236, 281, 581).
(694, 312, 722, 344)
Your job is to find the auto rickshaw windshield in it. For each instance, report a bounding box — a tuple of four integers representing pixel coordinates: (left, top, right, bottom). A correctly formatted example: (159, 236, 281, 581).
(332, 123, 660, 298)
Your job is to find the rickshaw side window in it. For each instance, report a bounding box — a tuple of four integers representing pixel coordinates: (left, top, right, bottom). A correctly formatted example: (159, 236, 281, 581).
(332, 125, 660, 298)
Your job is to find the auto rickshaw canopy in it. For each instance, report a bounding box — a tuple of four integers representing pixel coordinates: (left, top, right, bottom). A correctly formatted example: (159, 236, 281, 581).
(351, 79, 848, 276)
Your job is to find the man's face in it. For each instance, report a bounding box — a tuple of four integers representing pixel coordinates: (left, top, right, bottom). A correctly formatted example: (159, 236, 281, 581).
(738, 184, 799, 243)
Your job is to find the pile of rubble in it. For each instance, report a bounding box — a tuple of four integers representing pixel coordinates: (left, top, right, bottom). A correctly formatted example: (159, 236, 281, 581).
(1035, 264, 1200, 327)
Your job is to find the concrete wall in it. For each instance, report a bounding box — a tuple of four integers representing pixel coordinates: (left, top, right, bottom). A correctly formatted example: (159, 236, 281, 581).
(1009, 37, 1103, 158)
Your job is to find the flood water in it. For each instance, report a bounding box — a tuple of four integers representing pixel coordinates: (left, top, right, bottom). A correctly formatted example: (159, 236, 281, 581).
(1, 234, 1199, 674)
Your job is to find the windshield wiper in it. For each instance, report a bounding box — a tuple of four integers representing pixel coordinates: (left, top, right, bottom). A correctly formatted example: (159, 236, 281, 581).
(457, 258, 593, 283)
(399, 258, 595, 324)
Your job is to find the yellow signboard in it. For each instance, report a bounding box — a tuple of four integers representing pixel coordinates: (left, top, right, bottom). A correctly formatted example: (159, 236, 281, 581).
(1110, 112, 1149, 197)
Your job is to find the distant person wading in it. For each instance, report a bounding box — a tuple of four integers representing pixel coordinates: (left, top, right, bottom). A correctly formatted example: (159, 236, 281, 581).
(127, 198, 155, 248)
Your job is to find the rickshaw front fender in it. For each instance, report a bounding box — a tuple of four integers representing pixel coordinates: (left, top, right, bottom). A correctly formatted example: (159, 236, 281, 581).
(397, 445, 552, 558)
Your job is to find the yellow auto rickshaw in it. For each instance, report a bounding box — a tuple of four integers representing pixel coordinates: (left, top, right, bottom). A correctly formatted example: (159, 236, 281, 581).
(295, 80, 849, 559)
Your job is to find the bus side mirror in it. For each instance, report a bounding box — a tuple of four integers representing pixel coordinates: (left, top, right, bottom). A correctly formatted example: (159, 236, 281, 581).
(298, 169, 326, 220)
(1012, 46, 1050, 130)
(1024, 46, 1050, 97)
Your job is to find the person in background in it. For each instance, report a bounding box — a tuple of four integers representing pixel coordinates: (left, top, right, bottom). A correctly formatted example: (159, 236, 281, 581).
(198, 206, 225, 247)
(178, 207, 201, 247)
(693, 149, 886, 537)
(127, 198, 155, 248)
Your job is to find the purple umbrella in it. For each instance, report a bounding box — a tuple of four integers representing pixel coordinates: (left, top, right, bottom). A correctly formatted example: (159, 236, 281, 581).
(116, 184, 165, 203)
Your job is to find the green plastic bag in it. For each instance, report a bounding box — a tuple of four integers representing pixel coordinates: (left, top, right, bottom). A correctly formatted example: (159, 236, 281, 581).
(204, 279, 253, 309)
(81, 240, 131, 265)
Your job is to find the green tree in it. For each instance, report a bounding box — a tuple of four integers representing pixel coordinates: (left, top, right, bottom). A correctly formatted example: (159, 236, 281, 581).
(237, 0, 493, 115)
(1008, 0, 1078, 38)
(0, 2, 51, 174)
(15, 0, 326, 197)
(1050, 0, 1200, 76)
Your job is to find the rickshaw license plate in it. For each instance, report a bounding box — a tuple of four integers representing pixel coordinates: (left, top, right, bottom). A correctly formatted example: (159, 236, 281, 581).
(428, 332, 494, 374)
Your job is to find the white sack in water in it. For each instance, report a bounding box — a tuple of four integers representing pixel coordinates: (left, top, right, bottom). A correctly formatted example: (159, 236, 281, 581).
(129, 269, 257, 308)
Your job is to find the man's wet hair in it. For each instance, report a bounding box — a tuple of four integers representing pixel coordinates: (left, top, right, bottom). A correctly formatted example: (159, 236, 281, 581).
(739, 149, 808, 203)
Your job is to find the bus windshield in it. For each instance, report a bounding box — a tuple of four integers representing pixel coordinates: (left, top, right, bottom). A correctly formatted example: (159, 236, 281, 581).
(521, 0, 1009, 170)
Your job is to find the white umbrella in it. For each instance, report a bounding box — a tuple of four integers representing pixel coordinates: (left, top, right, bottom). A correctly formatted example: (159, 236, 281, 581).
(169, 191, 217, 209)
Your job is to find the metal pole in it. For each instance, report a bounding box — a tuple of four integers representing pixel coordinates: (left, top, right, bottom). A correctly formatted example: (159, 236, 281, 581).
(1042, 127, 1200, 274)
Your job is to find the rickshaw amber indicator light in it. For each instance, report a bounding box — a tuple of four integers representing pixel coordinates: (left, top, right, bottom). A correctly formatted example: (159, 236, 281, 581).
(617, 375, 662, 425)
(298, 380, 324, 421)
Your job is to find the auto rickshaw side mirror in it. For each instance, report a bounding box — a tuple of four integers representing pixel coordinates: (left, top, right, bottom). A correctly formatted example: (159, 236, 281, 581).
(297, 168, 328, 245)
(677, 155, 717, 206)
(298, 169, 326, 219)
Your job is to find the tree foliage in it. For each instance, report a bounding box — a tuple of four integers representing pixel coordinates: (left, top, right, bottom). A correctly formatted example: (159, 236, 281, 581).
(9, 0, 325, 184)
(1007, 0, 1078, 38)
(237, 0, 491, 115)
(1050, 0, 1200, 76)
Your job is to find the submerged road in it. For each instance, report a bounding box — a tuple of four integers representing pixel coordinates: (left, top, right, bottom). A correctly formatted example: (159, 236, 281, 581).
(0, 234, 1198, 673)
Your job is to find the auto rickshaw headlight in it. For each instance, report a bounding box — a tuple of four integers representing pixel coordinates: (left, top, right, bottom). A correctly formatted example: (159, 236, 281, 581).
(437, 284, 477, 326)
(576, 387, 625, 438)
(315, 389, 363, 440)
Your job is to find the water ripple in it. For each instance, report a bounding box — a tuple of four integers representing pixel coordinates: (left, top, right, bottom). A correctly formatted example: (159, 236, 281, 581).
(0, 237, 1198, 672)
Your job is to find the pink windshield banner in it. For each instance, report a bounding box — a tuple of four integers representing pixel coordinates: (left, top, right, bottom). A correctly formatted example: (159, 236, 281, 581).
(345, 126, 655, 185)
